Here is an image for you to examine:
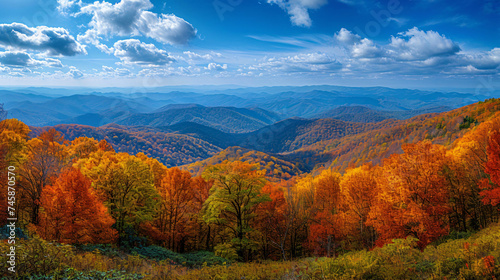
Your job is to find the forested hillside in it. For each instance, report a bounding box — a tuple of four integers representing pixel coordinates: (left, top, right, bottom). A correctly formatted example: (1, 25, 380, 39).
(118, 106, 282, 133)
(30, 124, 221, 167)
(292, 99, 500, 171)
(2, 99, 500, 279)
(183, 146, 306, 180)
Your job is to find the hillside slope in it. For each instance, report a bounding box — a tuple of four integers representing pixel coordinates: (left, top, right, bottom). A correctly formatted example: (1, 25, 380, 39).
(182, 146, 306, 180)
(292, 98, 500, 172)
(30, 124, 221, 167)
(118, 106, 282, 133)
(314, 105, 452, 123)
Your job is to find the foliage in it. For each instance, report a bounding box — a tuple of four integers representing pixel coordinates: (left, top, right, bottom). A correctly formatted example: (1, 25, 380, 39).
(460, 116, 477, 130)
(480, 130, 500, 207)
(132, 245, 186, 264)
(367, 141, 450, 248)
(0, 225, 29, 240)
(154, 167, 195, 252)
(76, 151, 159, 243)
(37, 167, 117, 244)
(31, 124, 221, 167)
(185, 146, 306, 180)
(202, 161, 270, 260)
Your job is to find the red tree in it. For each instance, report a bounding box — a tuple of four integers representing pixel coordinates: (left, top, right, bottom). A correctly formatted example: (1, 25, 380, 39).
(38, 168, 117, 244)
(480, 131, 500, 206)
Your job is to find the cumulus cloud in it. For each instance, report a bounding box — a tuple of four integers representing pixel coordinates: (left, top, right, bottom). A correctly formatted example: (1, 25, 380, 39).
(267, 0, 328, 27)
(57, 0, 80, 14)
(0, 23, 86, 56)
(101, 65, 132, 76)
(464, 48, 500, 70)
(68, 66, 84, 79)
(77, 0, 196, 51)
(334, 28, 361, 45)
(336, 27, 460, 61)
(183, 51, 222, 61)
(389, 27, 460, 61)
(352, 39, 384, 58)
(333, 27, 500, 77)
(113, 39, 175, 66)
(206, 63, 227, 71)
(0, 51, 63, 67)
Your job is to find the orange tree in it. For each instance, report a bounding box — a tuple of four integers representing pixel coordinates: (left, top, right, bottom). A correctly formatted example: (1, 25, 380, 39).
(38, 167, 117, 244)
(367, 141, 450, 248)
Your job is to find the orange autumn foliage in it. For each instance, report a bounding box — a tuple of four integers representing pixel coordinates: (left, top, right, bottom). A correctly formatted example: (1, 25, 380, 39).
(340, 164, 378, 248)
(367, 141, 450, 248)
(155, 167, 195, 251)
(480, 130, 500, 207)
(38, 168, 117, 244)
(307, 170, 345, 257)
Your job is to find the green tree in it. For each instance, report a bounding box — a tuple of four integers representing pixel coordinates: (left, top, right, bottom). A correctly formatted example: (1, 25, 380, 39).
(76, 150, 159, 245)
(202, 161, 270, 261)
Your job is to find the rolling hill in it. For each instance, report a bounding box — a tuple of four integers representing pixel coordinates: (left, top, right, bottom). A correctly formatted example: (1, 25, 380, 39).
(313, 105, 452, 123)
(30, 124, 221, 167)
(290, 98, 500, 172)
(8, 95, 152, 126)
(117, 106, 283, 133)
(182, 146, 306, 180)
(25, 99, 500, 177)
(4, 85, 486, 128)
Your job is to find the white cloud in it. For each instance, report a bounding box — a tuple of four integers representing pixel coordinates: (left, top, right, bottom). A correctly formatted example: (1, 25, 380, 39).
(352, 38, 384, 58)
(0, 23, 86, 56)
(183, 51, 222, 61)
(267, 0, 328, 27)
(68, 66, 84, 79)
(113, 39, 175, 66)
(335, 28, 361, 45)
(101, 65, 132, 76)
(249, 52, 341, 73)
(332, 27, 500, 77)
(206, 63, 227, 71)
(0, 51, 63, 68)
(389, 27, 460, 61)
(57, 0, 80, 14)
(77, 0, 196, 51)
(464, 48, 500, 70)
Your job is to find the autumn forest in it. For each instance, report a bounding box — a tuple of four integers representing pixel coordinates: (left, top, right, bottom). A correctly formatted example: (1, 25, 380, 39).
(0, 96, 499, 279)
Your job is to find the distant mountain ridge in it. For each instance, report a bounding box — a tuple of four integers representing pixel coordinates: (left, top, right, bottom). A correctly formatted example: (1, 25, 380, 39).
(4, 86, 485, 129)
(26, 99, 500, 174)
(314, 105, 453, 122)
(118, 106, 283, 133)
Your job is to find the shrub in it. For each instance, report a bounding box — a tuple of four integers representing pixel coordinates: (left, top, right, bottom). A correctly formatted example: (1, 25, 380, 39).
(132, 245, 186, 264)
(183, 251, 230, 267)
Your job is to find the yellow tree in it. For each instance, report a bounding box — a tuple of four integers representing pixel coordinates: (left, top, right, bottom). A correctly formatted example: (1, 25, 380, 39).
(307, 169, 344, 257)
(202, 161, 269, 261)
(340, 163, 378, 248)
(445, 118, 500, 230)
(76, 150, 159, 245)
(0, 119, 30, 225)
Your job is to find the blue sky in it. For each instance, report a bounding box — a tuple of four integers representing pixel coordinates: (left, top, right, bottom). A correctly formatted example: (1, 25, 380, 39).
(0, 0, 498, 89)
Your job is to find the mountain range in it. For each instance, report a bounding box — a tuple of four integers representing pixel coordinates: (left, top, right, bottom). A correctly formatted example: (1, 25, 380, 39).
(3, 86, 488, 131)
(7, 85, 497, 173)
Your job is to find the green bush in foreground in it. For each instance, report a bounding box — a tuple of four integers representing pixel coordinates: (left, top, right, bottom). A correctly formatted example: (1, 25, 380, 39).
(1, 223, 499, 279)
